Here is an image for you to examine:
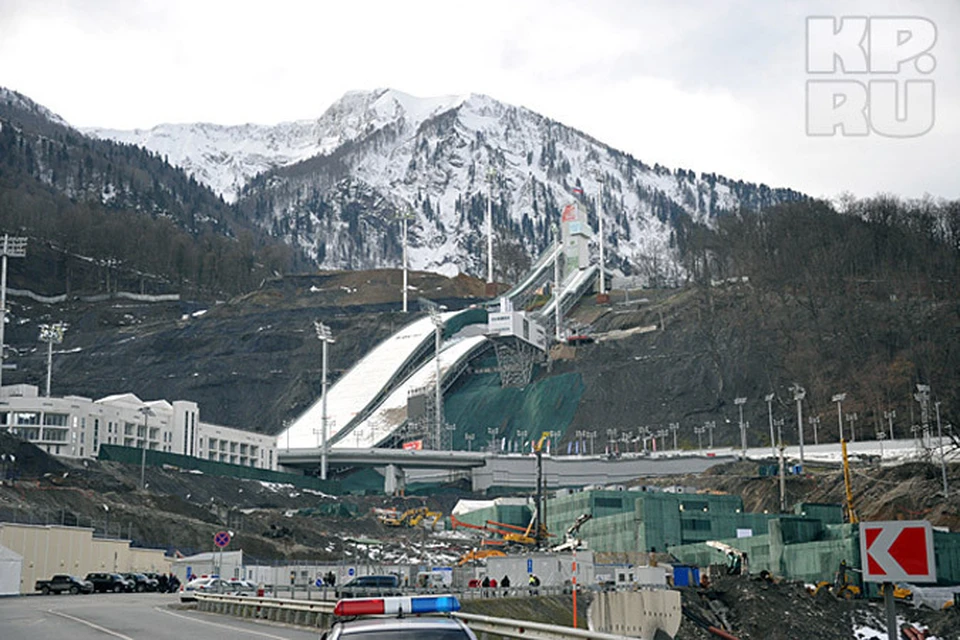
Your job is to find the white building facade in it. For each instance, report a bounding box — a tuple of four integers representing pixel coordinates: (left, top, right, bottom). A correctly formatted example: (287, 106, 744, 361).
(0, 384, 275, 470)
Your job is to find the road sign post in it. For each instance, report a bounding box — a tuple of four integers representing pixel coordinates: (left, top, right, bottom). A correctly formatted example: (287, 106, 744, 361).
(214, 530, 231, 592)
(860, 521, 936, 639)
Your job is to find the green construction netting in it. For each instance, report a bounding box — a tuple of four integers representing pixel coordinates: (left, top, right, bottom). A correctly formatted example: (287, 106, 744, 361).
(444, 362, 585, 450)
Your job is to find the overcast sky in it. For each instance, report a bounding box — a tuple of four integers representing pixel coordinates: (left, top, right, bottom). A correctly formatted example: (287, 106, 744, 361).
(1, 0, 956, 200)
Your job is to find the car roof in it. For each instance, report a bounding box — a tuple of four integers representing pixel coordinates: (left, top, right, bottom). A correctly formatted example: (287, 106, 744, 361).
(336, 617, 469, 634)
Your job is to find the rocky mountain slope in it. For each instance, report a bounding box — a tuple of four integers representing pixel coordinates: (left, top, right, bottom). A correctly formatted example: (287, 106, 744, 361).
(87, 88, 806, 281)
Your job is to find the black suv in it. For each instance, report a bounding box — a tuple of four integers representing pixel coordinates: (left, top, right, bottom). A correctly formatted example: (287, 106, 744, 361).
(85, 572, 131, 593)
(122, 572, 159, 592)
(335, 575, 401, 598)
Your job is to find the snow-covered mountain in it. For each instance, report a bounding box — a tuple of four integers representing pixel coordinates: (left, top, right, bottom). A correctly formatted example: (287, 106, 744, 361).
(86, 89, 805, 282)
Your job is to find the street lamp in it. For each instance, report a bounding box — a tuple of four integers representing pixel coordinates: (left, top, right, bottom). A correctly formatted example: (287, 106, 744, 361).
(606, 428, 618, 454)
(517, 429, 528, 454)
(0, 235, 27, 394)
(314, 321, 335, 480)
(669, 422, 680, 451)
(765, 393, 776, 458)
(704, 421, 716, 449)
(464, 432, 475, 452)
(487, 427, 499, 452)
(792, 385, 806, 467)
(845, 413, 858, 443)
(587, 430, 597, 456)
(38, 322, 68, 397)
(694, 426, 705, 452)
(884, 410, 897, 441)
(138, 406, 155, 490)
(735, 397, 747, 458)
(809, 416, 821, 446)
(832, 393, 847, 442)
(773, 418, 785, 447)
(876, 429, 886, 459)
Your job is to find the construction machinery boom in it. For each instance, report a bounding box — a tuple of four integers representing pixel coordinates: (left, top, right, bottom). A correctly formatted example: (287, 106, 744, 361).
(841, 439, 858, 524)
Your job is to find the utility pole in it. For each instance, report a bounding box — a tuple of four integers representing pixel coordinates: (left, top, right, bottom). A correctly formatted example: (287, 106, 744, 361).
(669, 422, 679, 451)
(793, 385, 806, 467)
(694, 426, 705, 452)
(0, 235, 27, 395)
(314, 321, 335, 480)
(735, 397, 747, 459)
(765, 393, 776, 458)
(39, 323, 67, 397)
(832, 393, 847, 442)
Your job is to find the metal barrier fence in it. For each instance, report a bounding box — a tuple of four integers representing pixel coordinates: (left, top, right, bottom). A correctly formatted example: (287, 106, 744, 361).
(193, 592, 638, 640)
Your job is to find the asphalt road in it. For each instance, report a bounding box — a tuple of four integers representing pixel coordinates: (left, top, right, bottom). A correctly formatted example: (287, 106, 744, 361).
(0, 592, 321, 640)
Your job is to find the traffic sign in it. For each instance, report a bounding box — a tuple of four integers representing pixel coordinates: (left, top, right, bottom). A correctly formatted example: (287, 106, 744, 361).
(527, 558, 533, 574)
(348, 567, 355, 576)
(860, 521, 936, 583)
(214, 530, 231, 548)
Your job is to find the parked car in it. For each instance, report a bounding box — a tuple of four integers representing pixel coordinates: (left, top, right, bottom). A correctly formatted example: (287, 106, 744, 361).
(85, 572, 132, 593)
(35, 574, 94, 595)
(179, 577, 230, 602)
(335, 574, 401, 599)
(122, 572, 159, 592)
(225, 578, 259, 596)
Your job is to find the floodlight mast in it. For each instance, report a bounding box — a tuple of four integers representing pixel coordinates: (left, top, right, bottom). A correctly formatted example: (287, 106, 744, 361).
(397, 210, 416, 313)
(486, 169, 496, 285)
(793, 385, 806, 466)
(552, 225, 562, 341)
(39, 322, 67, 397)
(314, 321, 335, 480)
(420, 298, 444, 450)
(0, 235, 27, 394)
(765, 393, 776, 458)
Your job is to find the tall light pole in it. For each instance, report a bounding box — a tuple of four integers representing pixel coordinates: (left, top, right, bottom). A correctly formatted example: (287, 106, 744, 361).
(517, 429, 528, 454)
(792, 385, 806, 467)
(832, 393, 847, 442)
(735, 397, 747, 458)
(705, 421, 716, 448)
(915, 384, 931, 448)
(587, 430, 597, 455)
(552, 224, 563, 341)
(398, 210, 415, 313)
(0, 235, 27, 394)
(464, 432, 475, 452)
(884, 409, 897, 441)
(38, 322, 67, 397)
(774, 418, 785, 447)
(845, 413, 858, 444)
(694, 426, 705, 451)
(809, 416, 821, 446)
(314, 321, 335, 480)
(421, 298, 445, 450)
(765, 393, 776, 458)
(486, 169, 496, 285)
(669, 422, 679, 451)
(593, 172, 606, 297)
(935, 401, 948, 496)
(138, 406, 154, 490)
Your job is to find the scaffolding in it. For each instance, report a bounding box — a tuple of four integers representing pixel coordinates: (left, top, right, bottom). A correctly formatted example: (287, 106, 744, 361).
(492, 337, 543, 388)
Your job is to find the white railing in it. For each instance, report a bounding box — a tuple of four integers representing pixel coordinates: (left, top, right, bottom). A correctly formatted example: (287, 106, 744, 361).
(193, 592, 641, 640)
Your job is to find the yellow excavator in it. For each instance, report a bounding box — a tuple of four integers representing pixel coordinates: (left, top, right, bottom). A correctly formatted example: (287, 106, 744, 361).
(381, 506, 442, 529)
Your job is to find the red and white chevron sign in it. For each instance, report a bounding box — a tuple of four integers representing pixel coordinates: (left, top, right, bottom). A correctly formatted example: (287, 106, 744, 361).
(859, 521, 937, 583)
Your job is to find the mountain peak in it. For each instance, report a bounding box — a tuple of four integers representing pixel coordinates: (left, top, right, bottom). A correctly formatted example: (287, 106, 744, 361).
(0, 86, 71, 129)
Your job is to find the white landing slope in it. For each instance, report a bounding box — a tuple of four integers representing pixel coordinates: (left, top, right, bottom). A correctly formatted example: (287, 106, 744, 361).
(333, 335, 489, 449)
(277, 312, 456, 449)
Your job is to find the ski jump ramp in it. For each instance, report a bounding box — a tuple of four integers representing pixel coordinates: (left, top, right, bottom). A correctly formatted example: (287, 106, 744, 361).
(279, 312, 460, 449)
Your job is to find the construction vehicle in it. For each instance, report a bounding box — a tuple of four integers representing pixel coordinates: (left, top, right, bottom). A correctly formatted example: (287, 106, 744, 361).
(551, 513, 593, 552)
(705, 540, 749, 576)
(380, 506, 442, 529)
(456, 549, 507, 566)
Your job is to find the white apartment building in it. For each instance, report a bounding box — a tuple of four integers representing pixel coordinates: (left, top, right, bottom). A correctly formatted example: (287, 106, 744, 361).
(0, 384, 275, 470)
